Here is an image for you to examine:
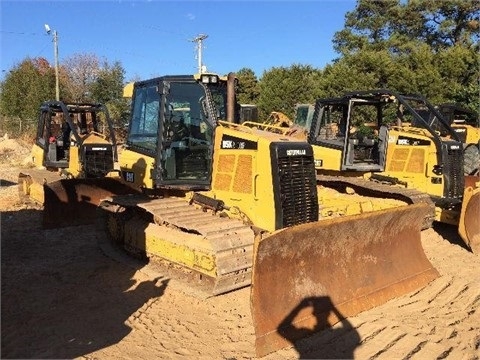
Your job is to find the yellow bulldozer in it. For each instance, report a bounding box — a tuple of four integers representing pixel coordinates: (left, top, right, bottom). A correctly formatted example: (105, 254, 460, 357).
(295, 100, 480, 176)
(92, 74, 442, 356)
(32, 76, 442, 357)
(18, 101, 133, 228)
(436, 103, 480, 176)
(249, 90, 479, 255)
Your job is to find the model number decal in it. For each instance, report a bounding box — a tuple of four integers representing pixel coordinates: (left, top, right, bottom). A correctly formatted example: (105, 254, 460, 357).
(123, 171, 135, 183)
(396, 136, 430, 146)
(222, 140, 246, 149)
(220, 134, 258, 150)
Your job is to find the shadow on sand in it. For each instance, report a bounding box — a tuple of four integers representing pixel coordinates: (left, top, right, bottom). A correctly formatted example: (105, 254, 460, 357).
(278, 296, 361, 359)
(433, 221, 471, 252)
(1, 207, 168, 359)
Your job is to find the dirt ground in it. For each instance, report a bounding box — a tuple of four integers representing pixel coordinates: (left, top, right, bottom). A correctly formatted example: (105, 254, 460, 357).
(1, 137, 479, 360)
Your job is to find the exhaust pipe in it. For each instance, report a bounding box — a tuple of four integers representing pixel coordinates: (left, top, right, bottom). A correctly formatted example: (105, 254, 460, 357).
(227, 72, 236, 123)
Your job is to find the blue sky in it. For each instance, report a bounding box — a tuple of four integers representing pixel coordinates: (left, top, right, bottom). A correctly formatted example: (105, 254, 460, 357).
(1, 0, 357, 82)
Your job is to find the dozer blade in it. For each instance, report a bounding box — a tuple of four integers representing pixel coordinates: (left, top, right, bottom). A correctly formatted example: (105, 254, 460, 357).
(251, 203, 439, 357)
(458, 175, 480, 254)
(43, 177, 137, 229)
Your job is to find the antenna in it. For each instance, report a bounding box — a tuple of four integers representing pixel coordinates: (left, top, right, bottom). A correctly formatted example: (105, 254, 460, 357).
(190, 34, 208, 74)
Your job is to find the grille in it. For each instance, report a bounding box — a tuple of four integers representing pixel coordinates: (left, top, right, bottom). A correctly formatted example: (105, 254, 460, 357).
(444, 146, 464, 199)
(83, 145, 114, 178)
(275, 151, 319, 228)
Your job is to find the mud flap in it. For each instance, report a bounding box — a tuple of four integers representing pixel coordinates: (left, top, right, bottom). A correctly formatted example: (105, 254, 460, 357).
(458, 175, 480, 254)
(251, 203, 439, 357)
(43, 178, 137, 229)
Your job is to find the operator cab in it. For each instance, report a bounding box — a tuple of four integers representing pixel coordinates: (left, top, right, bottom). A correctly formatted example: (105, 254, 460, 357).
(35, 101, 107, 168)
(309, 96, 389, 172)
(125, 73, 237, 189)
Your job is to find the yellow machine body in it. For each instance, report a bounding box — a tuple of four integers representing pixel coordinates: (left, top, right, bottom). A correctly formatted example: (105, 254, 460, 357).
(453, 123, 480, 145)
(371, 126, 446, 198)
(18, 101, 134, 228)
(458, 176, 480, 253)
(279, 91, 478, 253)
(90, 76, 441, 357)
(437, 103, 480, 174)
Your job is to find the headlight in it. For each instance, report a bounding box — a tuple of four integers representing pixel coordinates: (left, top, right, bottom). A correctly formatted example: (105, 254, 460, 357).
(201, 74, 219, 84)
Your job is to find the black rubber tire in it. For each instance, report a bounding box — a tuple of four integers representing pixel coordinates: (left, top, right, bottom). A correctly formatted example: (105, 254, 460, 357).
(463, 144, 480, 175)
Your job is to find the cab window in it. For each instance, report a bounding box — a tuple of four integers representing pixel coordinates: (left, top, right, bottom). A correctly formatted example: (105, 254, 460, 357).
(127, 84, 159, 152)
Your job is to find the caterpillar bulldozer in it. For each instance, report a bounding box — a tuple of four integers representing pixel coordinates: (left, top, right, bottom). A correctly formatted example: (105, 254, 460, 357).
(281, 90, 479, 254)
(436, 103, 480, 176)
(73, 74, 441, 357)
(18, 101, 133, 228)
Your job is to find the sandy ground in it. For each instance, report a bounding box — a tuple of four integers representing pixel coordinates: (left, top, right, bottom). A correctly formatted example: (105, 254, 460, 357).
(1, 138, 479, 359)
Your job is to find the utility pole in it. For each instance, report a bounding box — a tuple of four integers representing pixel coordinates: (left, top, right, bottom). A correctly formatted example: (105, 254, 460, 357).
(191, 34, 208, 74)
(45, 24, 60, 101)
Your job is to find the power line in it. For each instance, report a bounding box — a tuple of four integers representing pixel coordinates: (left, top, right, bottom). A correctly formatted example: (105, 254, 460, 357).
(0, 30, 46, 36)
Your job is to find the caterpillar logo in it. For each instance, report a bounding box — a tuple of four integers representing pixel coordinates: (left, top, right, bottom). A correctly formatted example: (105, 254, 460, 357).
(286, 149, 306, 156)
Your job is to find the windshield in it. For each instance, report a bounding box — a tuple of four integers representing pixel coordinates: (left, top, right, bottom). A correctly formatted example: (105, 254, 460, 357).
(207, 83, 228, 120)
(161, 81, 214, 184)
(294, 104, 314, 130)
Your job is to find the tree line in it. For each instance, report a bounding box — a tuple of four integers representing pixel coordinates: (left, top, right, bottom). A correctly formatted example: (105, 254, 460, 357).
(1, 0, 478, 137)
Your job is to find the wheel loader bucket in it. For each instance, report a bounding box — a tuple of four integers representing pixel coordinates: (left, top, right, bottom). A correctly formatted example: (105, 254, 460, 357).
(251, 203, 439, 357)
(42, 177, 137, 229)
(458, 175, 480, 254)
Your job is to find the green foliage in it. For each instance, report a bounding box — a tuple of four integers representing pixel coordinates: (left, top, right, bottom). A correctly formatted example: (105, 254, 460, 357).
(257, 64, 322, 119)
(333, 0, 401, 55)
(326, 0, 479, 110)
(452, 82, 480, 113)
(0, 54, 128, 138)
(235, 68, 259, 105)
(334, 0, 479, 55)
(0, 58, 56, 137)
(405, 0, 479, 48)
(90, 61, 125, 103)
(89, 60, 129, 129)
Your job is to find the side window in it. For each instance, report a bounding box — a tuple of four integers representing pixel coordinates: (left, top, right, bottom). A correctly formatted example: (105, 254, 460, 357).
(317, 105, 345, 140)
(127, 85, 159, 152)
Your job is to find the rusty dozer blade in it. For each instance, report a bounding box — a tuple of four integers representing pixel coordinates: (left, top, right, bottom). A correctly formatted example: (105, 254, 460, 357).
(43, 177, 137, 229)
(458, 175, 480, 254)
(251, 203, 439, 358)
